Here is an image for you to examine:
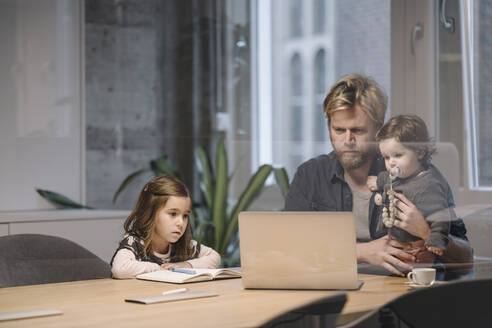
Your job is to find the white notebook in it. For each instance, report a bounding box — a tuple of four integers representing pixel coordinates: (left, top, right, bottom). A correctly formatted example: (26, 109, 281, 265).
(125, 291, 218, 304)
(0, 309, 62, 322)
(136, 268, 241, 284)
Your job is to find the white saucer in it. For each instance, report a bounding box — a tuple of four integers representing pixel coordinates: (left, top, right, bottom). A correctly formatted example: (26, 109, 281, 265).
(404, 282, 433, 288)
(404, 281, 445, 288)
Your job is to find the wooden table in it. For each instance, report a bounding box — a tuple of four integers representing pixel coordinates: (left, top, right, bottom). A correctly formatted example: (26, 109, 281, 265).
(0, 274, 411, 327)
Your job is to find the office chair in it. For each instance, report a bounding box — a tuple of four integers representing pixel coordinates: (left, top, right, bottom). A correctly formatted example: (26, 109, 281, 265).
(343, 278, 492, 328)
(0, 234, 111, 287)
(260, 293, 347, 328)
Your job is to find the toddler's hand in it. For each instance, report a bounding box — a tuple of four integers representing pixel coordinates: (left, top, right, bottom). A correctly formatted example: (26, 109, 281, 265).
(426, 246, 444, 256)
(366, 176, 378, 191)
(161, 261, 192, 270)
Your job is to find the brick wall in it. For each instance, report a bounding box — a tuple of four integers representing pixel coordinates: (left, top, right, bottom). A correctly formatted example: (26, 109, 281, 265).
(85, 0, 167, 209)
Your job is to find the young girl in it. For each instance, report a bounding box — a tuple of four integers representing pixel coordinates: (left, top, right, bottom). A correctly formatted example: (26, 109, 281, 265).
(111, 176, 221, 279)
(367, 115, 456, 256)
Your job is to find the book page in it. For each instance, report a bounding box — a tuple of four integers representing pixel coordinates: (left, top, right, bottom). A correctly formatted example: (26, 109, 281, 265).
(192, 268, 241, 279)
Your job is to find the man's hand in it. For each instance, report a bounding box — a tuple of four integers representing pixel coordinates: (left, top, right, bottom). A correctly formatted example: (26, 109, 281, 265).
(403, 239, 436, 265)
(357, 235, 415, 276)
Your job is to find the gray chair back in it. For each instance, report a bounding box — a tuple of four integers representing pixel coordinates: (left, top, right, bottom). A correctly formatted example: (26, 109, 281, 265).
(0, 234, 111, 287)
(343, 278, 492, 328)
(260, 293, 347, 328)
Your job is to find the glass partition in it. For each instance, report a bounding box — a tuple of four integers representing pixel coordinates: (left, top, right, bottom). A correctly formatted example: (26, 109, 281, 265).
(2, 0, 489, 282)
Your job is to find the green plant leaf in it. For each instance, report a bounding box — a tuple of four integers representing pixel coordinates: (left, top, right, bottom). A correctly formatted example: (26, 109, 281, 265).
(36, 188, 92, 209)
(223, 236, 241, 267)
(151, 155, 178, 177)
(220, 164, 272, 253)
(211, 139, 228, 251)
(273, 166, 290, 198)
(194, 146, 214, 209)
(194, 222, 215, 245)
(112, 168, 149, 203)
(192, 206, 215, 245)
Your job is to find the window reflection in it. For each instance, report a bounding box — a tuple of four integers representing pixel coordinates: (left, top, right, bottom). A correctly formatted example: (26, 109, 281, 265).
(313, 0, 326, 34)
(474, 0, 492, 186)
(314, 49, 326, 141)
(290, 53, 303, 142)
(290, 0, 303, 37)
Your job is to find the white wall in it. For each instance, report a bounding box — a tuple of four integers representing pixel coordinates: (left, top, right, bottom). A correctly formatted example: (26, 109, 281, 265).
(0, 0, 83, 211)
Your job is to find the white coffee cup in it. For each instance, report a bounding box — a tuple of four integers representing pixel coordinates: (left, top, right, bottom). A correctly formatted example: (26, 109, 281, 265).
(407, 268, 436, 286)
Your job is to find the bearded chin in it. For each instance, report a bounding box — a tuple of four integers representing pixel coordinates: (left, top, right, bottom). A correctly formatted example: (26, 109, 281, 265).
(335, 151, 368, 170)
(334, 143, 378, 170)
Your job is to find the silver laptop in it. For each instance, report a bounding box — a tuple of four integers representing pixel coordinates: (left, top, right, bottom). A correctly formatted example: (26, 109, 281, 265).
(238, 211, 359, 290)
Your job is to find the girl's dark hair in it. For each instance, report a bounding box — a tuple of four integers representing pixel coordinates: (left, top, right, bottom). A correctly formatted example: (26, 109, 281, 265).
(375, 115, 436, 168)
(124, 175, 195, 261)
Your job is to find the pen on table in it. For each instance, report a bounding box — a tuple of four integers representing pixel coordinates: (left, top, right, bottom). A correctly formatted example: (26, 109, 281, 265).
(170, 268, 196, 275)
(162, 288, 189, 296)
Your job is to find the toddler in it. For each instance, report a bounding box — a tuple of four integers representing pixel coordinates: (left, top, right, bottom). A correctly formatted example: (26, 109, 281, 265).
(367, 115, 456, 256)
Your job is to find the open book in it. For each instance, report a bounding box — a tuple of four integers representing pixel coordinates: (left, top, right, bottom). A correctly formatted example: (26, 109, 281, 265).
(136, 268, 241, 284)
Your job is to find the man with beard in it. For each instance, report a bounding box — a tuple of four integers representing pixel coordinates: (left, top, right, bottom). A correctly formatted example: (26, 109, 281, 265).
(284, 74, 472, 276)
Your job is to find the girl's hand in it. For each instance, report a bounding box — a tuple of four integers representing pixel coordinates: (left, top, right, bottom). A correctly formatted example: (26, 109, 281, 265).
(161, 261, 192, 270)
(393, 193, 431, 241)
(366, 176, 378, 191)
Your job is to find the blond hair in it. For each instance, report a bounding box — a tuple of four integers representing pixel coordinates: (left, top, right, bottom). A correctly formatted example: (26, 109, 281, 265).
(124, 176, 195, 261)
(323, 74, 387, 129)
